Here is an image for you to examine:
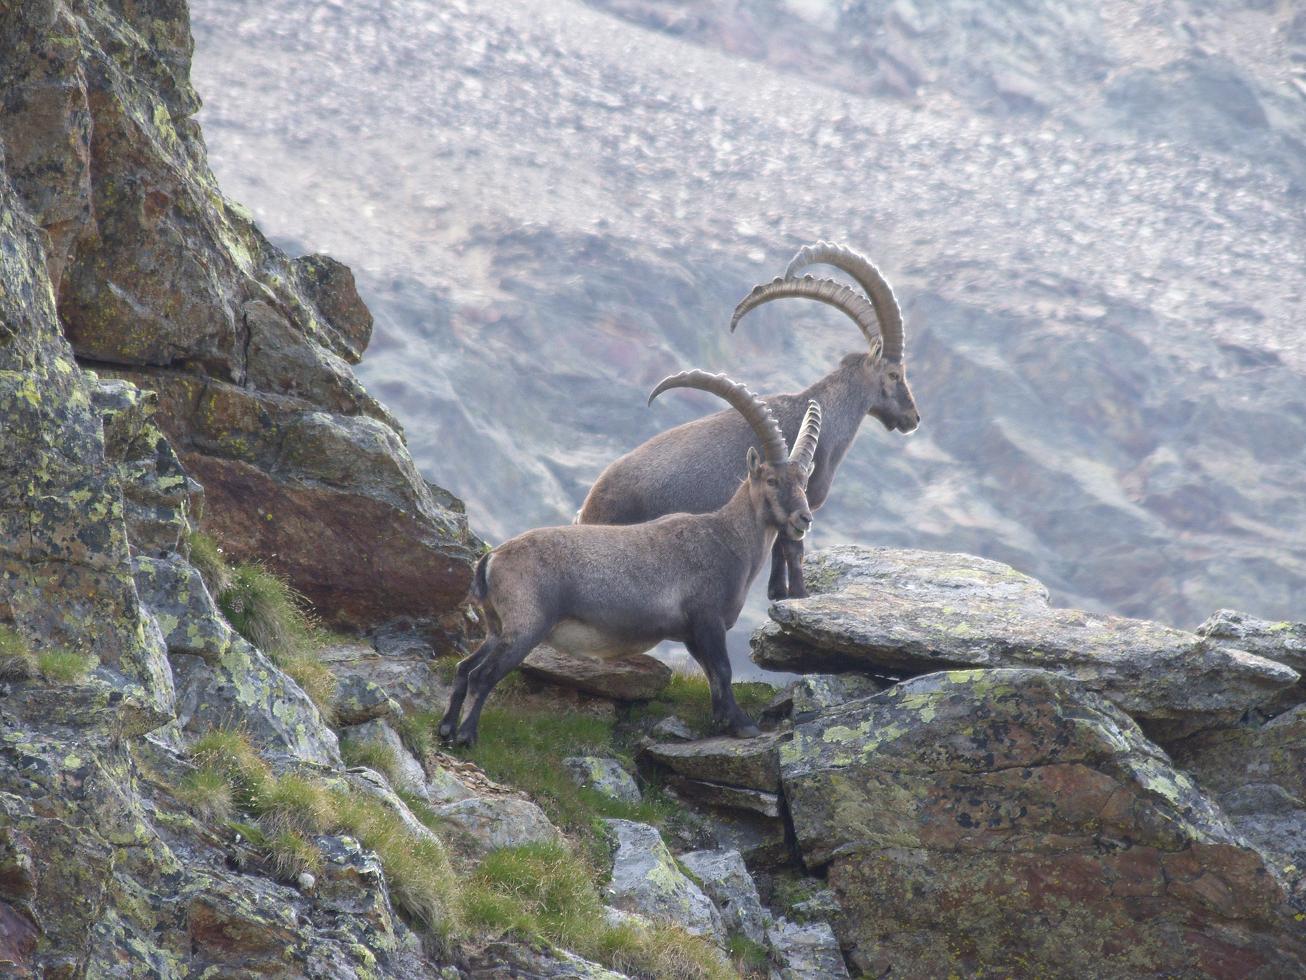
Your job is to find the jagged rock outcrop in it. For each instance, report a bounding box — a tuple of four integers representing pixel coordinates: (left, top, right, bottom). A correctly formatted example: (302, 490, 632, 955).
(1170, 704, 1306, 906)
(678, 848, 768, 946)
(1199, 608, 1306, 718)
(601, 819, 724, 945)
(781, 668, 1306, 978)
(0, 0, 481, 635)
(755, 547, 1298, 738)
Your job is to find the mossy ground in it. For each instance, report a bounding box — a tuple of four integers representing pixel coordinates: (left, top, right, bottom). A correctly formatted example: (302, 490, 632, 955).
(189, 727, 736, 975)
(186, 535, 761, 975)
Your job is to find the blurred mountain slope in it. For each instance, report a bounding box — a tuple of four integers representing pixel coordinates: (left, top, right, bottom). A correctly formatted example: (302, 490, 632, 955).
(189, 0, 1306, 656)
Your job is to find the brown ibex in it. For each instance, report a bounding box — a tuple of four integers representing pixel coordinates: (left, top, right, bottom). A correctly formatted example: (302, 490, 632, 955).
(438, 371, 821, 747)
(578, 242, 919, 599)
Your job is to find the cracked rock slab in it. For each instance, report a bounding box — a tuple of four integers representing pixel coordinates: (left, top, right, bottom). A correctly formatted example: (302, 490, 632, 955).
(755, 546, 1297, 736)
(639, 732, 783, 793)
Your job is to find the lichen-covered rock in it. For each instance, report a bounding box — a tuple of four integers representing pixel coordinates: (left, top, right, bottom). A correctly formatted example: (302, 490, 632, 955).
(756, 547, 1298, 736)
(340, 767, 443, 846)
(132, 553, 232, 662)
(469, 941, 631, 979)
(762, 673, 891, 728)
(340, 718, 427, 800)
(781, 667, 1306, 977)
(765, 917, 849, 980)
(426, 764, 477, 805)
(0, 154, 173, 731)
(523, 645, 671, 701)
(332, 674, 398, 726)
(1170, 704, 1306, 903)
(0, 715, 440, 978)
(1198, 608, 1306, 716)
(640, 732, 784, 793)
(173, 637, 340, 768)
(601, 819, 724, 944)
(678, 848, 768, 945)
(319, 640, 453, 717)
(563, 756, 641, 805)
(437, 796, 562, 856)
(92, 378, 195, 555)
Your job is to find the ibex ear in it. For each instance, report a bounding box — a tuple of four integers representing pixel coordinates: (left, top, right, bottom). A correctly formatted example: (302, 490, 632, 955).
(746, 446, 761, 478)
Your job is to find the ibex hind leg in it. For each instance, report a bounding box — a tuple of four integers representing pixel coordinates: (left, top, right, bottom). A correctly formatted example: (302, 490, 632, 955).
(766, 537, 789, 600)
(438, 635, 503, 742)
(453, 625, 549, 748)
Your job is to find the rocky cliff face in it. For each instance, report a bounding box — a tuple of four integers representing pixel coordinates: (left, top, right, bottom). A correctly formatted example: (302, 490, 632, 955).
(2, 0, 481, 640)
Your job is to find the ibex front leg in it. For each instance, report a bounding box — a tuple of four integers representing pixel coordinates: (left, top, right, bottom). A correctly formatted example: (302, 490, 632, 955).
(781, 536, 808, 599)
(686, 617, 760, 738)
(766, 537, 789, 600)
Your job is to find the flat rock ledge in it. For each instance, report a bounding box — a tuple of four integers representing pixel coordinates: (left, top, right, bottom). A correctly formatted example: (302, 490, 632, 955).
(522, 645, 671, 701)
(754, 546, 1298, 737)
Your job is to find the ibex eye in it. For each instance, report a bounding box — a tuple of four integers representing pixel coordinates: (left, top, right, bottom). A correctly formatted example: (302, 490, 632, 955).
(766, 478, 778, 487)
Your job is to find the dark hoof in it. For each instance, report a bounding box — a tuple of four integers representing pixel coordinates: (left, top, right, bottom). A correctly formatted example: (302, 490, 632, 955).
(729, 721, 762, 739)
(767, 584, 789, 601)
(787, 587, 808, 599)
(437, 721, 456, 742)
(454, 730, 477, 749)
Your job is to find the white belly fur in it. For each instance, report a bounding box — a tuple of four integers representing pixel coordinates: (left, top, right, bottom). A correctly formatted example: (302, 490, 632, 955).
(545, 619, 658, 661)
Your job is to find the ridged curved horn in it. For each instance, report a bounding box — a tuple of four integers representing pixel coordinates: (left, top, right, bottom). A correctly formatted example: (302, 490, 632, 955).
(731, 276, 886, 359)
(784, 242, 904, 362)
(649, 370, 788, 464)
(788, 400, 822, 472)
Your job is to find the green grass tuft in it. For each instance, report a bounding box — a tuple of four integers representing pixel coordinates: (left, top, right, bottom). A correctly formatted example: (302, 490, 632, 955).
(191, 729, 271, 810)
(176, 770, 233, 823)
(728, 932, 771, 976)
(465, 842, 733, 979)
(462, 706, 670, 834)
(0, 627, 34, 681)
(187, 530, 231, 598)
(329, 787, 462, 937)
(340, 738, 400, 781)
(395, 710, 437, 761)
(35, 649, 98, 683)
(267, 828, 323, 881)
(256, 774, 333, 836)
(218, 562, 316, 658)
(280, 654, 338, 724)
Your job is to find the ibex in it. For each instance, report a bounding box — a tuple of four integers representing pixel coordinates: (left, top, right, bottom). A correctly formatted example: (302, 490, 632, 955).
(578, 242, 919, 599)
(438, 371, 822, 747)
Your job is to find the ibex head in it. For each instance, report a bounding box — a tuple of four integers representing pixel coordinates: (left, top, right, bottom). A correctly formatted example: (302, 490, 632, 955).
(731, 242, 921, 434)
(650, 371, 821, 541)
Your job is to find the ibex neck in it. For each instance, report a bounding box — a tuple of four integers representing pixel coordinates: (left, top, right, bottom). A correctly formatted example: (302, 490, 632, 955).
(718, 481, 777, 577)
(803, 355, 875, 466)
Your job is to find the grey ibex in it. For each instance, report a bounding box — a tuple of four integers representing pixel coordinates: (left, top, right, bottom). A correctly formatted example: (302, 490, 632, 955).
(439, 371, 822, 746)
(578, 242, 919, 599)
